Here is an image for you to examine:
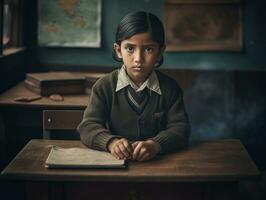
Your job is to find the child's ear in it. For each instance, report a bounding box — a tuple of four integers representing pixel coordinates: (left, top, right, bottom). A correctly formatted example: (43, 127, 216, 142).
(113, 43, 122, 58)
(159, 44, 166, 56)
(155, 45, 166, 64)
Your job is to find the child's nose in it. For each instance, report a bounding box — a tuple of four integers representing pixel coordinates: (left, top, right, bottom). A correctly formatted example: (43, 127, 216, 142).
(134, 50, 143, 63)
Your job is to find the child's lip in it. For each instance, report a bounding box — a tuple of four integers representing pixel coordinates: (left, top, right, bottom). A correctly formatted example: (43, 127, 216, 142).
(132, 66, 143, 71)
(132, 65, 143, 68)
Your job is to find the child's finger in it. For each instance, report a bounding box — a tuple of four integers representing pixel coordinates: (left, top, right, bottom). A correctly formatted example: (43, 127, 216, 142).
(136, 147, 147, 161)
(114, 146, 125, 159)
(138, 152, 149, 162)
(118, 143, 130, 158)
(132, 142, 142, 160)
(123, 140, 133, 155)
(131, 141, 139, 149)
(110, 149, 120, 160)
(111, 152, 120, 160)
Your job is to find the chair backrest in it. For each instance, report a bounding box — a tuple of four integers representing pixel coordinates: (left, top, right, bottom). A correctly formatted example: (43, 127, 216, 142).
(42, 110, 84, 139)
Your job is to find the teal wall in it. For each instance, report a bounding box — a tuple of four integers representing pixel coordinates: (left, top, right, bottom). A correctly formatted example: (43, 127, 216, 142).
(31, 0, 266, 70)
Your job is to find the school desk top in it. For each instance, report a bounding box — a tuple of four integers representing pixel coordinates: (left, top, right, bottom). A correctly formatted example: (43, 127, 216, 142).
(0, 82, 89, 109)
(1, 139, 260, 182)
(0, 71, 110, 109)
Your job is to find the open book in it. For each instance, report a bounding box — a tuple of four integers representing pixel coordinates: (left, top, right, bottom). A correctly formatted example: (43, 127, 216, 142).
(45, 146, 126, 169)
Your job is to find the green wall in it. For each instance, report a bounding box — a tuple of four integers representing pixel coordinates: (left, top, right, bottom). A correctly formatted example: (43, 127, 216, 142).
(30, 0, 266, 70)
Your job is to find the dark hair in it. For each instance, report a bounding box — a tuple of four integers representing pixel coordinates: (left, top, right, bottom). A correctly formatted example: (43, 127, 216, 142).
(112, 11, 165, 67)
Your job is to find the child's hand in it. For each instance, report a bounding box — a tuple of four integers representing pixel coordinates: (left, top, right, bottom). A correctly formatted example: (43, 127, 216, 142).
(132, 140, 161, 161)
(108, 138, 133, 160)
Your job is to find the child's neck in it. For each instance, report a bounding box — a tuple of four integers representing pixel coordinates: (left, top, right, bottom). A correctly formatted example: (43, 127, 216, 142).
(125, 71, 147, 88)
(131, 73, 151, 88)
(134, 81, 144, 88)
(128, 77, 144, 88)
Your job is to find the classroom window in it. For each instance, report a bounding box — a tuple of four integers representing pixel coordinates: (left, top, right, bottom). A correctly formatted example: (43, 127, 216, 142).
(1, 0, 24, 55)
(3, 3, 11, 47)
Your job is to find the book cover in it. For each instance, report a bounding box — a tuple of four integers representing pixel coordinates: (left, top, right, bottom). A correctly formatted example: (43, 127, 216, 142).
(26, 72, 86, 87)
(24, 80, 85, 96)
(45, 146, 126, 169)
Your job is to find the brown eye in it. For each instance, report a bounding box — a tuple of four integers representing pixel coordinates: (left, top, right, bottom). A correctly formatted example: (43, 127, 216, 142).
(145, 47, 154, 53)
(125, 46, 134, 53)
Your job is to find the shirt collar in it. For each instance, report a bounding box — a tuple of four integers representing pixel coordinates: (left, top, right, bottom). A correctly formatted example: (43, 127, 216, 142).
(116, 65, 162, 95)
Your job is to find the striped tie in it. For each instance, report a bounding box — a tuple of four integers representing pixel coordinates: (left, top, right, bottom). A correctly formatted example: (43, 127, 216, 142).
(126, 86, 149, 114)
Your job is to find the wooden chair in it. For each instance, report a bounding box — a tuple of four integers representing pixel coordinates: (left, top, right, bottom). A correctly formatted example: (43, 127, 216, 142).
(42, 110, 84, 140)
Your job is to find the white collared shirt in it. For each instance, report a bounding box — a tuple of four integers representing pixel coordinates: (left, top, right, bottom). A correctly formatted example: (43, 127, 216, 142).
(115, 65, 162, 95)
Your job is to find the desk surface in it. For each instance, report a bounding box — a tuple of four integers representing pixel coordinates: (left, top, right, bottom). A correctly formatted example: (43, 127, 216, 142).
(0, 82, 89, 109)
(1, 139, 260, 182)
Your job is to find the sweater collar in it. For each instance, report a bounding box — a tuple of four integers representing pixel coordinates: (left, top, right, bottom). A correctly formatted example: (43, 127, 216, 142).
(115, 65, 162, 95)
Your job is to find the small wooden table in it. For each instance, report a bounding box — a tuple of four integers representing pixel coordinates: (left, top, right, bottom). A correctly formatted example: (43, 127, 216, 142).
(0, 82, 89, 109)
(1, 139, 260, 200)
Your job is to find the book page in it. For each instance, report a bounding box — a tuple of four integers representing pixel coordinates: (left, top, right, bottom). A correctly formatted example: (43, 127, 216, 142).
(45, 146, 125, 168)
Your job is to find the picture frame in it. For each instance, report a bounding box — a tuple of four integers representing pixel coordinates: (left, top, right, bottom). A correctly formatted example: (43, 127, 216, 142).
(164, 0, 243, 51)
(38, 0, 101, 47)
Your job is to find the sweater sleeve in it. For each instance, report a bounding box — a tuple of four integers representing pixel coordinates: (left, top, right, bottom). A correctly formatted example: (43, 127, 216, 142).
(77, 78, 121, 152)
(150, 84, 190, 154)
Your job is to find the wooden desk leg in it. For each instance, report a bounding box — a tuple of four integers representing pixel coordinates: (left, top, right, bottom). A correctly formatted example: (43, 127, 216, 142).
(26, 182, 64, 200)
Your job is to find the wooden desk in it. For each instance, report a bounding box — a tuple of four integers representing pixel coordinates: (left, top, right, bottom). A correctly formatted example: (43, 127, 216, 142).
(0, 82, 89, 165)
(0, 82, 89, 109)
(1, 139, 260, 200)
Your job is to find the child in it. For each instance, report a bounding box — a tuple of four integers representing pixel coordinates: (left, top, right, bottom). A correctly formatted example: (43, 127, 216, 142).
(78, 11, 190, 161)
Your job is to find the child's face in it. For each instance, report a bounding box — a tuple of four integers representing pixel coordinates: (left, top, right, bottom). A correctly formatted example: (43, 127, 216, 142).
(114, 32, 165, 86)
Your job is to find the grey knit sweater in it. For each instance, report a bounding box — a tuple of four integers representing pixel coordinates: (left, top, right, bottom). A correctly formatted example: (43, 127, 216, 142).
(77, 69, 190, 154)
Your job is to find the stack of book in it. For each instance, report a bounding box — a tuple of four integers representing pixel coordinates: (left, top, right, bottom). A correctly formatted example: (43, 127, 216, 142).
(24, 72, 86, 96)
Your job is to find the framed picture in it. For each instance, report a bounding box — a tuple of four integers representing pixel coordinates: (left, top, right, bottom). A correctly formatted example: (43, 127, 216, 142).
(38, 0, 101, 47)
(164, 0, 243, 51)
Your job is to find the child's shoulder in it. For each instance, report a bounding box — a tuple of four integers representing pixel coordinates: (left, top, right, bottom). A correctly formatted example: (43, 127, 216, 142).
(155, 70, 181, 90)
(155, 70, 183, 98)
(93, 69, 119, 90)
(155, 70, 183, 100)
